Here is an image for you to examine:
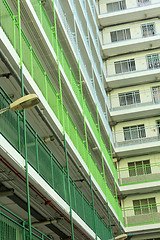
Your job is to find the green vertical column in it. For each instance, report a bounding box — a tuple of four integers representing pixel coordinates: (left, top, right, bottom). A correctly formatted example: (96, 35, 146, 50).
(89, 175, 97, 240)
(17, 0, 32, 239)
(64, 134, 75, 240)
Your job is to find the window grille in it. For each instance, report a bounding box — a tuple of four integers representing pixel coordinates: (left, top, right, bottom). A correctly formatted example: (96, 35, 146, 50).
(107, 0, 126, 12)
(133, 198, 157, 215)
(123, 125, 146, 141)
(152, 86, 160, 103)
(147, 54, 160, 70)
(115, 59, 136, 74)
(137, 0, 151, 7)
(142, 23, 155, 37)
(128, 160, 151, 177)
(119, 91, 140, 106)
(110, 29, 131, 42)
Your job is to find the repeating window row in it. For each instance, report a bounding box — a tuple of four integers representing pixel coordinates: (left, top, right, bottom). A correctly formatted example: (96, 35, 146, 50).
(110, 23, 155, 43)
(106, 0, 151, 13)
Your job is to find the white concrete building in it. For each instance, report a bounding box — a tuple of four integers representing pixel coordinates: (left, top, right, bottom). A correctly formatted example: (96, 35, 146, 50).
(98, 0, 160, 239)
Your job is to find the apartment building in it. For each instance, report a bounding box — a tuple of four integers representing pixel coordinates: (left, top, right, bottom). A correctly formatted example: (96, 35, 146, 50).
(0, 0, 125, 239)
(98, 0, 160, 239)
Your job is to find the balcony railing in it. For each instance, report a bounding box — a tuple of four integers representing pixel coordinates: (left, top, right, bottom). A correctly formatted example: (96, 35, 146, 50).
(106, 54, 160, 77)
(0, 87, 113, 239)
(123, 203, 160, 227)
(102, 28, 158, 47)
(114, 124, 160, 148)
(99, 0, 159, 15)
(109, 89, 160, 111)
(117, 162, 160, 185)
(0, 204, 51, 240)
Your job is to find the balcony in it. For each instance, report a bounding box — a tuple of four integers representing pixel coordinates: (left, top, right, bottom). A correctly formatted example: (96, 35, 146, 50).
(0, 87, 114, 239)
(113, 124, 160, 157)
(98, 0, 160, 26)
(123, 203, 160, 228)
(106, 53, 160, 89)
(0, 205, 52, 240)
(102, 34, 160, 58)
(109, 88, 160, 121)
(118, 162, 160, 186)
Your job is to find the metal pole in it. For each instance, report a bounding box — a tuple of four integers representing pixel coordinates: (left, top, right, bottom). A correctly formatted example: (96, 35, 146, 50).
(64, 134, 75, 240)
(17, 0, 32, 239)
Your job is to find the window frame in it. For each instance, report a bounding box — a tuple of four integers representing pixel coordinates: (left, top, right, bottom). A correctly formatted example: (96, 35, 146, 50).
(141, 22, 155, 38)
(110, 28, 131, 42)
(147, 53, 160, 70)
(107, 0, 126, 13)
(128, 159, 151, 177)
(133, 197, 157, 215)
(137, 0, 151, 7)
(118, 90, 140, 106)
(123, 124, 146, 141)
(114, 58, 136, 74)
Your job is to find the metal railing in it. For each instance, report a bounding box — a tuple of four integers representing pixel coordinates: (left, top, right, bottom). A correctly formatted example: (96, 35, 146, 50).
(109, 89, 160, 111)
(106, 54, 160, 77)
(117, 162, 160, 185)
(123, 203, 160, 227)
(102, 26, 159, 46)
(114, 124, 160, 148)
(99, 0, 159, 15)
(0, 0, 122, 224)
(0, 204, 52, 240)
(0, 87, 113, 239)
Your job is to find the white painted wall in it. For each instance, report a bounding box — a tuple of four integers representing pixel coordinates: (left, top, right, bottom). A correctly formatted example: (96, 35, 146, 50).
(118, 153, 160, 179)
(114, 116, 160, 142)
(122, 192, 160, 217)
(101, 19, 160, 45)
(98, 0, 160, 14)
(109, 82, 160, 109)
(106, 48, 160, 76)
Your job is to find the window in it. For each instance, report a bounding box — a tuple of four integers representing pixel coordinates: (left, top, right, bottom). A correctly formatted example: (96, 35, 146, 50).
(115, 59, 136, 74)
(119, 91, 140, 106)
(152, 86, 160, 103)
(107, 1, 126, 12)
(128, 160, 151, 177)
(142, 23, 155, 37)
(133, 198, 157, 215)
(137, 0, 151, 7)
(123, 124, 146, 141)
(147, 54, 160, 70)
(111, 29, 131, 42)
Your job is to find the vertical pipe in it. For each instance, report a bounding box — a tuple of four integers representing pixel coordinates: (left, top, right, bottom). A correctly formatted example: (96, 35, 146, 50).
(89, 175, 97, 240)
(17, 1, 32, 239)
(64, 134, 75, 240)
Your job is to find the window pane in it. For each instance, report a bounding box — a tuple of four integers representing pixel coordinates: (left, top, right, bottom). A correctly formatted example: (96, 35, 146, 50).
(152, 87, 160, 103)
(119, 94, 126, 106)
(117, 30, 124, 41)
(126, 29, 131, 40)
(130, 59, 136, 71)
(128, 162, 136, 176)
(143, 160, 151, 174)
(126, 93, 134, 105)
(141, 199, 149, 214)
(130, 126, 138, 139)
(113, 2, 119, 11)
(135, 91, 141, 103)
(107, 3, 113, 12)
(136, 161, 143, 175)
(115, 62, 122, 73)
(133, 200, 141, 215)
(123, 127, 131, 140)
(149, 198, 157, 213)
(111, 31, 117, 42)
(138, 125, 146, 138)
(122, 61, 129, 72)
